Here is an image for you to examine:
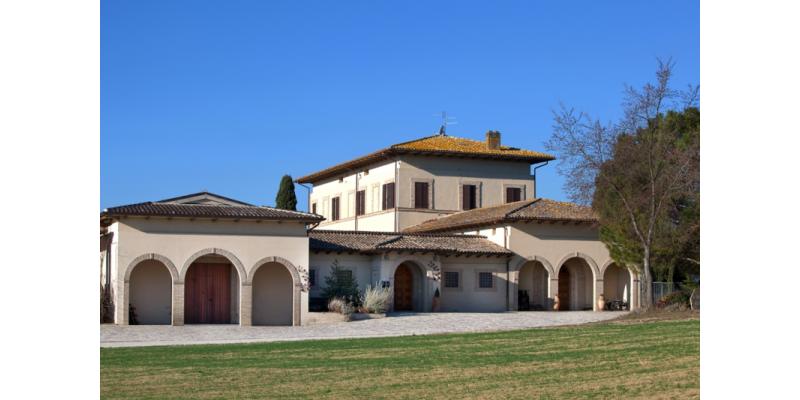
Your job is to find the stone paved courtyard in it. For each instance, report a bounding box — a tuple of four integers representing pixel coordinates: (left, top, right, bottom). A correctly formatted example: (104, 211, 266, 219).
(101, 311, 624, 347)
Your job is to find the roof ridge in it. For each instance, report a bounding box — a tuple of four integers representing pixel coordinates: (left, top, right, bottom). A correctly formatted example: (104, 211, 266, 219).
(389, 133, 443, 148)
(309, 229, 487, 238)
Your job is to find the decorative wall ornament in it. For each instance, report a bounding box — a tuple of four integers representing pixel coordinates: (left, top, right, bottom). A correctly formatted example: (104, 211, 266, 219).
(427, 258, 442, 281)
(298, 267, 310, 292)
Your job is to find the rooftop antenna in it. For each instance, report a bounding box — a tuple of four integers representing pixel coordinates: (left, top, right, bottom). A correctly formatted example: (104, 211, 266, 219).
(435, 111, 457, 136)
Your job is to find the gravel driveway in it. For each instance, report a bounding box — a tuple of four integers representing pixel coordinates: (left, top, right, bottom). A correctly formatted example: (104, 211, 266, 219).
(101, 311, 624, 348)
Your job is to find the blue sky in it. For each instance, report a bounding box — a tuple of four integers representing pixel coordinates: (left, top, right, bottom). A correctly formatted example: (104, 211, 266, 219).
(101, 1, 699, 210)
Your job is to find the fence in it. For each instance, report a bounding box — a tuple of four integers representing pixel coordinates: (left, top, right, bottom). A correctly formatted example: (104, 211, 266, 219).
(651, 281, 681, 304)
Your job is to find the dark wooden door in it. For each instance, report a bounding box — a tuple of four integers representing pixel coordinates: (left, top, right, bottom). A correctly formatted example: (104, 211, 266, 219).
(185, 263, 232, 324)
(394, 264, 413, 311)
(558, 268, 571, 311)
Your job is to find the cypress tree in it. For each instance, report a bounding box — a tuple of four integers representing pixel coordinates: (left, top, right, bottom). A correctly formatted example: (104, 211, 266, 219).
(275, 174, 298, 210)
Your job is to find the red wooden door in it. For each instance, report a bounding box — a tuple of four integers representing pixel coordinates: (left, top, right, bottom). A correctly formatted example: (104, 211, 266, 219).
(558, 268, 571, 311)
(185, 263, 232, 324)
(394, 264, 413, 311)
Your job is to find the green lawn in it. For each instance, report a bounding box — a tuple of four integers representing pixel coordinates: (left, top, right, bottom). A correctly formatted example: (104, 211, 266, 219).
(101, 318, 699, 399)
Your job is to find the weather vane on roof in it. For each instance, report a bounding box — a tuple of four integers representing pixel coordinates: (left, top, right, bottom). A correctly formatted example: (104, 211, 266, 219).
(435, 111, 457, 136)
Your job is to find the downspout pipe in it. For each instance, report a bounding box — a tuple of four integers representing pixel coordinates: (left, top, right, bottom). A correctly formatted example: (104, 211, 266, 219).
(532, 161, 549, 199)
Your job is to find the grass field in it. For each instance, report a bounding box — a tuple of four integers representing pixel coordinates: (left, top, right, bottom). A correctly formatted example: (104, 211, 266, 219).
(101, 318, 699, 399)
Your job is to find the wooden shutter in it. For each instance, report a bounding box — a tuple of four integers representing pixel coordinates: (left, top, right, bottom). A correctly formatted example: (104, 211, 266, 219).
(415, 182, 429, 209)
(506, 187, 521, 203)
(356, 190, 365, 216)
(382, 183, 395, 210)
(331, 197, 340, 220)
(463, 185, 477, 210)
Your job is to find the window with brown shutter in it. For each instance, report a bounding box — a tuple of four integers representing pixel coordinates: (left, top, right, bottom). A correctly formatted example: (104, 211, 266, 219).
(311, 203, 317, 215)
(506, 187, 522, 203)
(382, 182, 395, 210)
(356, 190, 366, 216)
(462, 184, 477, 210)
(414, 182, 429, 209)
(331, 197, 340, 221)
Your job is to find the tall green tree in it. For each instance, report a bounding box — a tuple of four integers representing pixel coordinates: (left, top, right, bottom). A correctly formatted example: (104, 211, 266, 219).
(546, 60, 699, 308)
(275, 174, 298, 210)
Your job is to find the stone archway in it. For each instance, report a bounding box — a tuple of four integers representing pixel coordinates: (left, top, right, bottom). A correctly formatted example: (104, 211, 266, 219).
(603, 262, 633, 309)
(122, 253, 178, 325)
(127, 257, 175, 325)
(249, 257, 302, 326)
(183, 250, 243, 324)
(392, 261, 426, 312)
(517, 260, 550, 311)
(555, 254, 598, 311)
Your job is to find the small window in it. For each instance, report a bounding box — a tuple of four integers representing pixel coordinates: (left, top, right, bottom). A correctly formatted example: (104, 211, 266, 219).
(444, 271, 460, 288)
(478, 272, 494, 289)
(335, 269, 352, 281)
(331, 197, 340, 221)
(462, 184, 477, 210)
(414, 182, 430, 209)
(311, 203, 317, 215)
(506, 187, 522, 203)
(382, 183, 395, 210)
(309, 269, 316, 287)
(356, 190, 366, 216)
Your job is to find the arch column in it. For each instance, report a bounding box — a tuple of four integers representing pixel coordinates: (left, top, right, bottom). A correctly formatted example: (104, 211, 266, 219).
(172, 282, 184, 325)
(549, 277, 559, 310)
(240, 283, 252, 326)
(508, 269, 520, 311)
(594, 278, 604, 311)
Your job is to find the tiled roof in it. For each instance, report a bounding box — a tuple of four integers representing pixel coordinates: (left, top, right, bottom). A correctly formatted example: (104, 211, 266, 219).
(297, 134, 554, 183)
(309, 230, 511, 256)
(102, 201, 324, 223)
(403, 198, 597, 233)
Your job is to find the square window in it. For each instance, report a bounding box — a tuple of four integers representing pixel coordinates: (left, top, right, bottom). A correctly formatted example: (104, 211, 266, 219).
(478, 272, 494, 289)
(506, 187, 522, 203)
(444, 271, 460, 288)
(335, 269, 352, 281)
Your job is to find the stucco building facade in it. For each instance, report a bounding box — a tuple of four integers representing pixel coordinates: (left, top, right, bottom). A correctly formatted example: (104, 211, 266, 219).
(101, 131, 639, 326)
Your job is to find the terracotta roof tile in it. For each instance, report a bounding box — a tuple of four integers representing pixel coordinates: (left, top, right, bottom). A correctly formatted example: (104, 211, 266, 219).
(297, 134, 554, 183)
(309, 230, 511, 256)
(102, 202, 324, 223)
(403, 198, 597, 233)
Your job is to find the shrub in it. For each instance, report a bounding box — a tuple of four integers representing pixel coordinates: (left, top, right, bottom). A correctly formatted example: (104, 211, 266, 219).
(656, 290, 691, 309)
(360, 285, 391, 314)
(327, 297, 354, 321)
(321, 260, 360, 305)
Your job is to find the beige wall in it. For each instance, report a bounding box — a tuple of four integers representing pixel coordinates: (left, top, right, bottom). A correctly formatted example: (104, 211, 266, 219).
(129, 259, 172, 324)
(111, 217, 310, 326)
(252, 262, 294, 326)
(398, 155, 534, 211)
(439, 256, 508, 312)
(311, 155, 536, 232)
(518, 261, 548, 309)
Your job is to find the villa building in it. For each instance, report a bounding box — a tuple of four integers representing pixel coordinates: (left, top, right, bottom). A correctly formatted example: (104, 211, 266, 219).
(100, 131, 639, 326)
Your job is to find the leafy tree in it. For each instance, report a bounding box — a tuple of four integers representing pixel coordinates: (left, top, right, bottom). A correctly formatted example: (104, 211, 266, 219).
(321, 260, 360, 305)
(546, 60, 699, 308)
(275, 174, 298, 210)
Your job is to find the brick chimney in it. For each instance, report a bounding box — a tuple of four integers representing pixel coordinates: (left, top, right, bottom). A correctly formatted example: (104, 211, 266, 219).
(486, 130, 501, 150)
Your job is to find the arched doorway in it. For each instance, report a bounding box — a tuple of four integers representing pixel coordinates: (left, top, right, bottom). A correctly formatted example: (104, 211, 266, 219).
(557, 258, 594, 311)
(393, 262, 424, 311)
(184, 254, 240, 324)
(129, 260, 172, 324)
(251, 262, 293, 326)
(518, 261, 549, 310)
(603, 263, 632, 310)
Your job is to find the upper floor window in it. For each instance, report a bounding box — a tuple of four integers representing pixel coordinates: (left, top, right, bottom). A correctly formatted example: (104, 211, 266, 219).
(311, 202, 317, 215)
(331, 197, 340, 221)
(382, 182, 395, 210)
(506, 187, 522, 203)
(462, 184, 477, 210)
(356, 190, 366, 216)
(414, 182, 430, 209)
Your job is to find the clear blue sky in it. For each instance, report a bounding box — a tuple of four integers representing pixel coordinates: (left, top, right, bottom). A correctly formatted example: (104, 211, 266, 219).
(101, 1, 699, 210)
